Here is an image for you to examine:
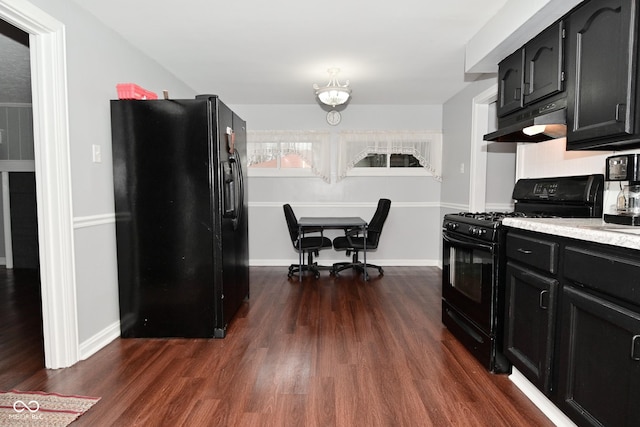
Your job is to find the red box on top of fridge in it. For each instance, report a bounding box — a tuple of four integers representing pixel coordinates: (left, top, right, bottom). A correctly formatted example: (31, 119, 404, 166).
(116, 83, 158, 100)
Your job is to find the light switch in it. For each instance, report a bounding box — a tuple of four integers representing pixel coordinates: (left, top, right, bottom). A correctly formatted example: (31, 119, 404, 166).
(92, 144, 102, 163)
(459, 163, 465, 173)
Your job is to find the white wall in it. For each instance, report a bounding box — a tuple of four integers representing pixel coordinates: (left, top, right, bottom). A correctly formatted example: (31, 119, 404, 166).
(230, 104, 444, 266)
(516, 137, 640, 216)
(25, 0, 197, 347)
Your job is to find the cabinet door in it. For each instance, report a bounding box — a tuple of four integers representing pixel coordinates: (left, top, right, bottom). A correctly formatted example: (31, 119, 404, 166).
(497, 49, 524, 117)
(504, 261, 558, 394)
(523, 21, 564, 106)
(557, 286, 640, 427)
(566, 0, 638, 146)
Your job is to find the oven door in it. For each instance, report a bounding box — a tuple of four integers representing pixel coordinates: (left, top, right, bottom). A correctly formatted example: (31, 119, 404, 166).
(442, 231, 496, 334)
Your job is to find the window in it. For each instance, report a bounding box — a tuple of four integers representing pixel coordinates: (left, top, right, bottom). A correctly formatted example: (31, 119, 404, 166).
(338, 130, 442, 180)
(247, 129, 442, 183)
(355, 153, 422, 168)
(247, 130, 330, 182)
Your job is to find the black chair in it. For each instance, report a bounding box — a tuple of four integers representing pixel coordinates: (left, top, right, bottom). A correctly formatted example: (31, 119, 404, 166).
(283, 204, 332, 279)
(331, 198, 391, 276)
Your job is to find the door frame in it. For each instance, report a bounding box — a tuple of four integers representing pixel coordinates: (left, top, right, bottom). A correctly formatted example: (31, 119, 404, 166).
(0, 0, 78, 368)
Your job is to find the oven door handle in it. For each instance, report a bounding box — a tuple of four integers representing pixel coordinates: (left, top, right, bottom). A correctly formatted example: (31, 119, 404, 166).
(443, 233, 494, 253)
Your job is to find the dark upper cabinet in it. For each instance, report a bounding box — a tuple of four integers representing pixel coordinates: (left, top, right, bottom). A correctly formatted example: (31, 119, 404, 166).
(566, 0, 640, 149)
(523, 21, 565, 106)
(497, 49, 524, 117)
(496, 20, 564, 120)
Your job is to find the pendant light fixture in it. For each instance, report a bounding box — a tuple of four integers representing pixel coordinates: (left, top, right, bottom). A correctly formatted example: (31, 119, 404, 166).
(313, 68, 352, 107)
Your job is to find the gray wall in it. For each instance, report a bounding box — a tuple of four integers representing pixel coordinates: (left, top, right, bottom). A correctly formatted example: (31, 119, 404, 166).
(441, 75, 497, 210)
(231, 104, 444, 266)
(441, 75, 516, 215)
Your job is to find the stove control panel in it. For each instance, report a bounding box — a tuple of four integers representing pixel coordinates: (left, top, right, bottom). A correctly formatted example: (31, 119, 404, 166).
(533, 182, 558, 197)
(443, 219, 497, 243)
(469, 226, 487, 237)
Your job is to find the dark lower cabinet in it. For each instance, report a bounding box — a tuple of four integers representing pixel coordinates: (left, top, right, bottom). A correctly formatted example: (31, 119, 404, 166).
(504, 261, 558, 394)
(557, 286, 640, 427)
(505, 228, 640, 426)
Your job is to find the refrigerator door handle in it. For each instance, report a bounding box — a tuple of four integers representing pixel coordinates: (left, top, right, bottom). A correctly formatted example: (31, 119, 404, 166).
(223, 161, 237, 219)
(235, 149, 244, 229)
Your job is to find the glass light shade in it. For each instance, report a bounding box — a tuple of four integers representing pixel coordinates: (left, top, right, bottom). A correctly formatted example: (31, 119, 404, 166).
(314, 68, 352, 107)
(316, 87, 351, 106)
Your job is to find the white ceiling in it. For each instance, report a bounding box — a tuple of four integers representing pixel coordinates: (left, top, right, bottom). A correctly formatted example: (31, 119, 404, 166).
(73, 0, 512, 105)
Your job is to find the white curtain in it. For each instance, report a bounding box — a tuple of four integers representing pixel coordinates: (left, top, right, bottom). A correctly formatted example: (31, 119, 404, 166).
(337, 130, 443, 181)
(247, 130, 331, 182)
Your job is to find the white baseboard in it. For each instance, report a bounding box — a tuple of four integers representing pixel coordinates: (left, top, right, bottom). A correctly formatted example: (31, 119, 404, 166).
(249, 259, 441, 267)
(79, 320, 120, 361)
(509, 368, 577, 427)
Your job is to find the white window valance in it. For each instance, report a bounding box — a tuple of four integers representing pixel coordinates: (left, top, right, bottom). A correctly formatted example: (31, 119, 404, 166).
(337, 130, 442, 181)
(247, 130, 331, 182)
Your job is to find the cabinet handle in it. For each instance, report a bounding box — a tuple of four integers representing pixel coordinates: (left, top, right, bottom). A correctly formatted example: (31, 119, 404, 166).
(539, 290, 549, 310)
(514, 87, 521, 101)
(517, 248, 533, 255)
(615, 103, 626, 122)
(632, 335, 640, 361)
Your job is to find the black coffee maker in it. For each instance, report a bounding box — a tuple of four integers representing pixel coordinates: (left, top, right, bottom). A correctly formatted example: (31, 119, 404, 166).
(605, 154, 640, 225)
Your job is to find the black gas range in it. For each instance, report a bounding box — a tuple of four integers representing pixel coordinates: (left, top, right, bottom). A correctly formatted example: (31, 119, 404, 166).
(442, 211, 550, 243)
(441, 174, 604, 373)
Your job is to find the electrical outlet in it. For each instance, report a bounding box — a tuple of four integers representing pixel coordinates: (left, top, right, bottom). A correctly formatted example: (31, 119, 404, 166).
(459, 163, 465, 173)
(92, 144, 102, 163)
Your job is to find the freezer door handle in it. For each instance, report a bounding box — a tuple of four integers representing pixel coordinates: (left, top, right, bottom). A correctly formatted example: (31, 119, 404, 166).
(223, 149, 243, 230)
(235, 149, 244, 229)
(223, 161, 236, 218)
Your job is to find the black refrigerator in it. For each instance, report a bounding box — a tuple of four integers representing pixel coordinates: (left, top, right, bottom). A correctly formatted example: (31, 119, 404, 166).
(110, 95, 249, 338)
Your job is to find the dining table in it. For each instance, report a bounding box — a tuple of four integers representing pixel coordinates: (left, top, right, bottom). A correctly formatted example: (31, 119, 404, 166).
(297, 216, 369, 281)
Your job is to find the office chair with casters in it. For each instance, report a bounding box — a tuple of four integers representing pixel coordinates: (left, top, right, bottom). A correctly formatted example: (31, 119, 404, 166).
(331, 198, 391, 277)
(283, 204, 332, 279)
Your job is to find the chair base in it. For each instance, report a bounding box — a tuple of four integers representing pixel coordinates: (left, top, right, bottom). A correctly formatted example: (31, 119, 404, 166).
(331, 261, 384, 276)
(288, 262, 322, 279)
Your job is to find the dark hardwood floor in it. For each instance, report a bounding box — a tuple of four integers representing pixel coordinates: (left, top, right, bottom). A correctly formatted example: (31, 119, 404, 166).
(0, 267, 553, 426)
(0, 268, 45, 387)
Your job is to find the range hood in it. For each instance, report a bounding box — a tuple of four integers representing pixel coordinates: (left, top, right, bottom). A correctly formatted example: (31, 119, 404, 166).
(484, 97, 567, 142)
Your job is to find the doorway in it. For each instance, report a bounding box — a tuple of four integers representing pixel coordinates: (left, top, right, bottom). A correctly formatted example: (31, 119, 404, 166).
(0, 18, 44, 374)
(0, 0, 79, 369)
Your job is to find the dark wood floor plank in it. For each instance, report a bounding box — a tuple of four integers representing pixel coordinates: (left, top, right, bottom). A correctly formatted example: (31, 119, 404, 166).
(0, 266, 554, 426)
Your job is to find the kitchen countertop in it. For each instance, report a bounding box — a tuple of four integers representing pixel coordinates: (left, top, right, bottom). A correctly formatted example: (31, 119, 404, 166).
(502, 217, 640, 251)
